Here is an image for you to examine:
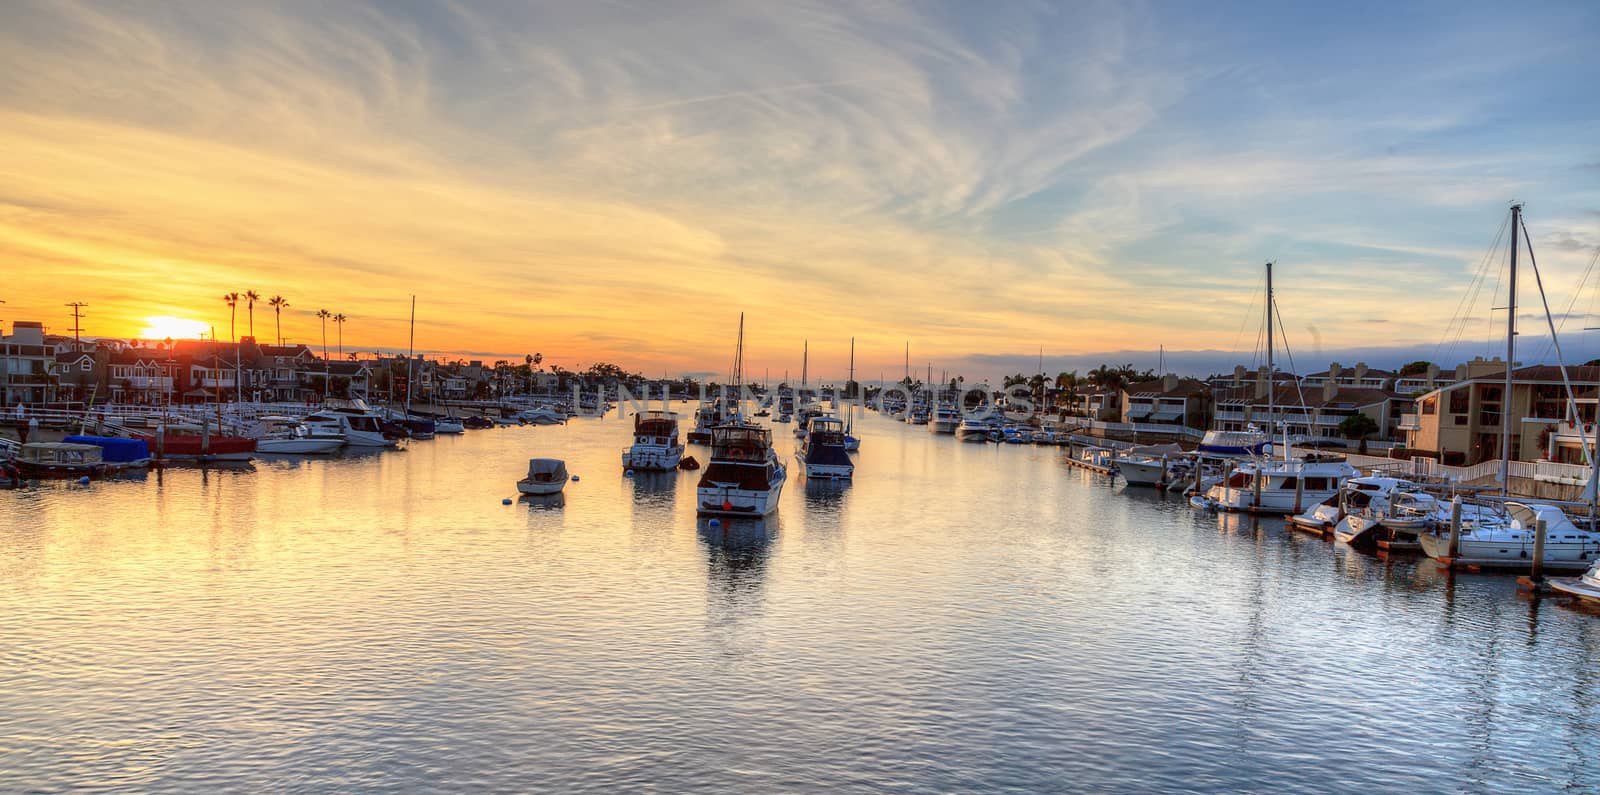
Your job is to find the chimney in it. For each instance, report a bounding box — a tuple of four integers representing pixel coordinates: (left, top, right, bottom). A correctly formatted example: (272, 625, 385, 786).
(1353, 362, 1368, 382)
(1426, 362, 1440, 387)
(1162, 373, 1179, 393)
(1254, 370, 1268, 400)
(1234, 364, 1247, 386)
(1323, 379, 1337, 403)
(1327, 361, 1342, 382)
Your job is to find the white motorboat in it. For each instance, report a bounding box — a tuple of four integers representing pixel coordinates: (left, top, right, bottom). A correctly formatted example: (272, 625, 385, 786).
(1115, 444, 1186, 488)
(517, 458, 569, 495)
(1550, 559, 1600, 603)
(697, 424, 786, 515)
(1419, 502, 1600, 567)
(432, 415, 466, 434)
(245, 415, 344, 455)
(622, 411, 684, 471)
(304, 399, 397, 448)
(1205, 456, 1358, 515)
(795, 415, 853, 480)
(514, 407, 567, 426)
(956, 416, 995, 443)
(929, 405, 960, 434)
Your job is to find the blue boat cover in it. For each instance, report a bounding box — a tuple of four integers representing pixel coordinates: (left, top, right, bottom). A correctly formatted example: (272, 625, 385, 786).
(64, 435, 151, 463)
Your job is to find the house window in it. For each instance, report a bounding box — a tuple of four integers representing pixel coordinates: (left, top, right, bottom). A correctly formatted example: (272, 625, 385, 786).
(1421, 396, 1436, 416)
(1448, 389, 1469, 415)
(80, 360, 92, 372)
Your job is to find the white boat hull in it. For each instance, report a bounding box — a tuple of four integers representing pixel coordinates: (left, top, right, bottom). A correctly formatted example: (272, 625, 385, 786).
(517, 479, 567, 496)
(256, 438, 343, 455)
(1117, 458, 1170, 487)
(698, 477, 785, 516)
(929, 419, 959, 434)
(623, 446, 683, 471)
(1419, 532, 1600, 564)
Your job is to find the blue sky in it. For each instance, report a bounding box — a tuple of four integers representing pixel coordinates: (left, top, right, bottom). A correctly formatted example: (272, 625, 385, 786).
(0, 0, 1594, 381)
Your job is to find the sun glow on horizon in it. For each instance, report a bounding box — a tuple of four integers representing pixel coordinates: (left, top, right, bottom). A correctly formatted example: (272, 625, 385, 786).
(138, 316, 211, 341)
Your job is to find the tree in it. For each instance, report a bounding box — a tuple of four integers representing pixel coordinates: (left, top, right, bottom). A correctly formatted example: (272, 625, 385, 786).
(333, 313, 347, 356)
(224, 292, 240, 342)
(1398, 360, 1433, 377)
(268, 295, 289, 345)
(1339, 413, 1381, 454)
(245, 290, 260, 338)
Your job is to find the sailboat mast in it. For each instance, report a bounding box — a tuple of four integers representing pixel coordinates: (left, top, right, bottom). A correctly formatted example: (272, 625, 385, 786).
(405, 295, 415, 415)
(1504, 204, 1520, 494)
(734, 312, 744, 387)
(801, 339, 807, 387)
(849, 337, 855, 396)
(1265, 262, 1278, 459)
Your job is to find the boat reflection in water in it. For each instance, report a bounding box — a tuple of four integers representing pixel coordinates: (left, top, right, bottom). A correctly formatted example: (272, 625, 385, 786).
(519, 492, 566, 510)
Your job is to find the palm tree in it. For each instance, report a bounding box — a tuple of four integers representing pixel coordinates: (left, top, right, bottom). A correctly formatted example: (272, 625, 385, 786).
(245, 290, 260, 339)
(224, 292, 240, 342)
(333, 313, 347, 356)
(316, 309, 332, 387)
(268, 295, 288, 345)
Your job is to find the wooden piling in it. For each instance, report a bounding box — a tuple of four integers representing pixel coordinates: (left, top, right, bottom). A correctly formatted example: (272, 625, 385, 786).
(1530, 517, 1547, 581)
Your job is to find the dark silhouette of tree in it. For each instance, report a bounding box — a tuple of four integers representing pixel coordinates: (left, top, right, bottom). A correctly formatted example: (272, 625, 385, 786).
(268, 295, 289, 345)
(245, 290, 259, 338)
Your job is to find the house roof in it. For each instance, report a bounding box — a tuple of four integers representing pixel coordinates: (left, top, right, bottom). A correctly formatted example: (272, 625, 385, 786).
(1216, 385, 1399, 409)
(1122, 377, 1208, 398)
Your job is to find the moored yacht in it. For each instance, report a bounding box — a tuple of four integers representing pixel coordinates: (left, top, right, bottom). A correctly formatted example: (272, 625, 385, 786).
(245, 416, 344, 455)
(622, 411, 684, 471)
(956, 416, 995, 442)
(1418, 502, 1600, 567)
(1115, 444, 1186, 488)
(304, 400, 397, 448)
(795, 415, 853, 480)
(697, 424, 787, 515)
(929, 405, 960, 434)
(1550, 559, 1600, 603)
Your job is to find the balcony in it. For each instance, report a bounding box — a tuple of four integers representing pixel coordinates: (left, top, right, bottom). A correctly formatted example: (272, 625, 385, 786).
(1397, 414, 1421, 431)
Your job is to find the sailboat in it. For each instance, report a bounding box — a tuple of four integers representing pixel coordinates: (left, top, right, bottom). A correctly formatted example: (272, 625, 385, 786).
(1419, 204, 1600, 567)
(843, 338, 860, 451)
(1199, 262, 1357, 514)
(696, 314, 787, 515)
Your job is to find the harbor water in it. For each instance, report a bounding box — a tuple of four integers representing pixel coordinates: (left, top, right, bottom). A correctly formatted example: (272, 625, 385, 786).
(2, 409, 1598, 792)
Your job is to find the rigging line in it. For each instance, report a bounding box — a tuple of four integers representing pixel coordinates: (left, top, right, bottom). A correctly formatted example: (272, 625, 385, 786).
(1521, 214, 1593, 468)
(1443, 255, 1496, 368)
(1534, 240, 1600, 363)
(1273, 297, 1310, 413)
(1229, 269, 1265, 372)
(1435, 214, 1509, 362)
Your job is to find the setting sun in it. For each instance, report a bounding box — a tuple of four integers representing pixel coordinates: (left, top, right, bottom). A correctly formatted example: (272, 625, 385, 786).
(137, 315, 210, 341)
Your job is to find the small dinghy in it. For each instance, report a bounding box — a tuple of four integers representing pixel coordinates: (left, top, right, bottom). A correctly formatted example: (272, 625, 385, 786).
(517, 458, 569, 496)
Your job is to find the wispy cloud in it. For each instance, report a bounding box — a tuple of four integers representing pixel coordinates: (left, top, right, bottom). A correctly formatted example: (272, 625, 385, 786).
(0, 0, 1594, 380)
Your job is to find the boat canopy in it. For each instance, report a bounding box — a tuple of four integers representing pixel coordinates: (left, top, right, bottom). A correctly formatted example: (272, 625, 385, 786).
(21, 442, 103, 463)
(63, 436, 150, 463)
(526, 458, 568, 483)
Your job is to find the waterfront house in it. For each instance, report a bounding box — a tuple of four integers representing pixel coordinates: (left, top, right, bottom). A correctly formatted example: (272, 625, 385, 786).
(1401, 357, 1600, 465)
(1213, 379, 1402, 443)
(1119, 375, 1210, 429)
(1, 321, 57, 406)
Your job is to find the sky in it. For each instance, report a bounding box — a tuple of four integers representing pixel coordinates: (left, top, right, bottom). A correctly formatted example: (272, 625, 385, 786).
(0, 0, 1596, 383)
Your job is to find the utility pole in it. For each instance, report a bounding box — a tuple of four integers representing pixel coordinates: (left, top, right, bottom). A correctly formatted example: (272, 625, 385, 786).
(66, 302, 88, 352)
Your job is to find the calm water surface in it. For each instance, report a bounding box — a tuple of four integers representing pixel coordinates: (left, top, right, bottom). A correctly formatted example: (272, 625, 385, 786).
(2, 409, 1598, 793)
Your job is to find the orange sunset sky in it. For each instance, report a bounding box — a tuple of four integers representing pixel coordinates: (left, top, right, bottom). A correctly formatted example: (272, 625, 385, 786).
(1, 2, 1597, 382)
